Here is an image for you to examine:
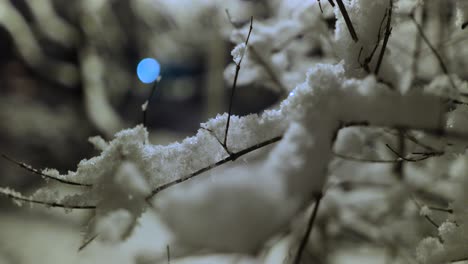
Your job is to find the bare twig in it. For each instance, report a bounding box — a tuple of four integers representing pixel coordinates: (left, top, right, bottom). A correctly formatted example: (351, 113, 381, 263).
(249, 47, 288, 95)
(167, 245, 171, 264)
(375, 0, 393, 75)
(403, 131, 439, 152)
(0, 188, 96, 209)
(142, 76, 162, 128)
(1, 154, 92, 187)
(412, 197, 440, 229)
(334, 152, 401, 163)
(409, 12, 457, 90)
(292, 193, 323, 264)
(428, 206, 453, 214)
(385, 144, 441, 162)
(335, 0, 359, 42)
(78, 234, 98, 251)
(394, 128, 404, 179)
(318, 0, 323, 13)
(359, 10, 389, 72)
(223, 16, 254, 149)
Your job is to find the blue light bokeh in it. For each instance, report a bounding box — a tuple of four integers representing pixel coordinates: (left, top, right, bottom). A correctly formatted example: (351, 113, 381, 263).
(137, 58, 160, 84)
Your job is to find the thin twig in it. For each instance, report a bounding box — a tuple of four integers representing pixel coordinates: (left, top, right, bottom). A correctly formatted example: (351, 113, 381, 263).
(375, 0, 393, 76)
(142, 76, 162, 128)
(0, 188, 96, 209)
(385, 144, 440, 162)
(147, 135, 283, 199)
(428, 206, 453, 214)
(335, 0, 358, 42)
(411, 197, 440, 228)
(410, 5, 424, 88)
(223, 16, 254, 148)
(292, 193, 323, 264)
(394, 128, 404, 179)
(359, 10, 388, 72)
(409, 12, 457, 90)
(1, 154, 92, 187)
(249, 47, 288, 95)
(403, 131, 438, 152)
(200, 127, 232, 155)
(166, 245, 171, 264)
(78, 234, 98, 251)
(334, 152, 400, 163)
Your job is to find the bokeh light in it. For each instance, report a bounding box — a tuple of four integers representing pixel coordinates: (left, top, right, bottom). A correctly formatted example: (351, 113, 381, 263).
(137, 58, 160, 84)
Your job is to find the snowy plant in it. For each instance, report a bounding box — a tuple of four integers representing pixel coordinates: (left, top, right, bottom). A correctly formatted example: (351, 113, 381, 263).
(1, 0, 468, 263)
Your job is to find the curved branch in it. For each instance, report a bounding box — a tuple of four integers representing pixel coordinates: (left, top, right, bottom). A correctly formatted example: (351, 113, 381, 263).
(1, 154, 92, 187)
(0, 187, 96, 209)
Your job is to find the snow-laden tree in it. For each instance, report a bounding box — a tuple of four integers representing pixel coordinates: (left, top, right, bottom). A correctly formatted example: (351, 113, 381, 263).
(1, 0, 468, 263)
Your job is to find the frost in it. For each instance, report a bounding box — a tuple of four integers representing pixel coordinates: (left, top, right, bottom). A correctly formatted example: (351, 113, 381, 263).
(419, 205, 431, 217)
(416, 237, 444, 264)
(231, 43, 246, 64)
(141, 101, 148, 111)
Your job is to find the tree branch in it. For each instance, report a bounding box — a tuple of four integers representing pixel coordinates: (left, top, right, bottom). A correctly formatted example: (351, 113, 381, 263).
(335, 0, 359, 42)
(292, 193, 323, 264)
(1, 154, 92, 187)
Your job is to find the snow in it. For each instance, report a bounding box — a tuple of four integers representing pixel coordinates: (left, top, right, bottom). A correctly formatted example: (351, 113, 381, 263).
(231, 43, 246, 64)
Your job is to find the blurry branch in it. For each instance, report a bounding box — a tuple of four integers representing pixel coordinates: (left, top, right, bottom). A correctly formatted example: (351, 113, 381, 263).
(317, 0, 335, 13)
(292, 193, 323, 264)
(226, 10, 288, 95)
(428, 206, 453, 214)
(335, 0, 358, 42)
(334, 152, 400, 163)
(0, 0, 79, 87)
(28, 0, 79, 48)
(402, 131, 439, 152)
(166, 245, 171, 264)
(411, 197, 440, 228)
(249, 47, 288, 95)
(78, 234, 98, 251)
(204, 21, 226, 119)
(374, 0, 393, 76)
(318, 0, 323, 13)
(410, 6, 424, 87)
(0, 187, 96, 209)
(385, 143, 442, 162)
(1, 154, 92, 187)
(395, 129, 405, 179)
(410, 10, 457, 91)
